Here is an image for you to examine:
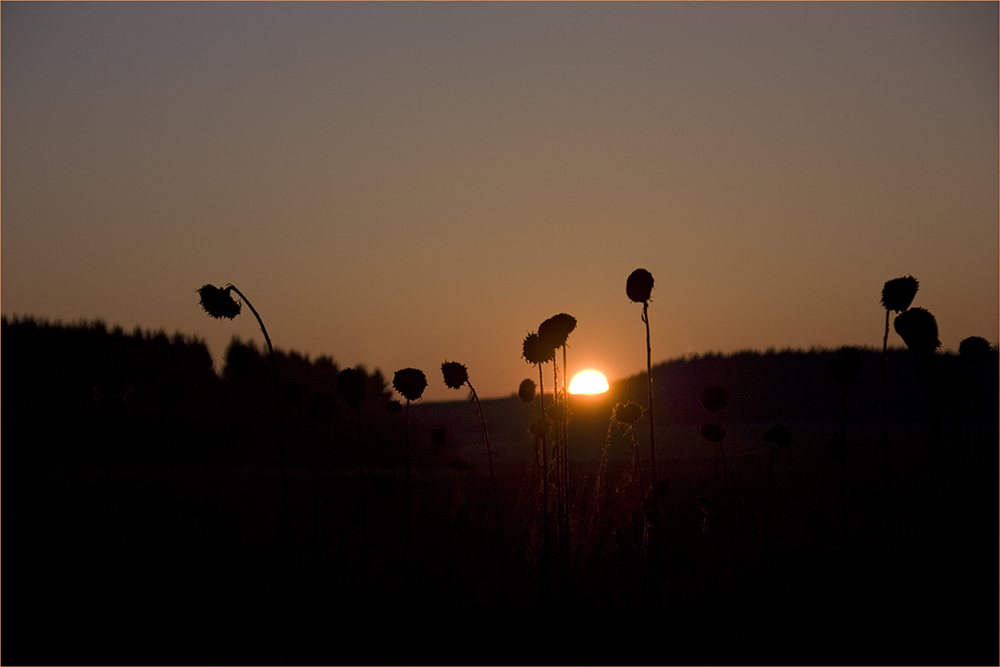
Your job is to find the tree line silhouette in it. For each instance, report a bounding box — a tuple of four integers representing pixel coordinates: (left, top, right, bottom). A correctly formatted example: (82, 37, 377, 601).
(5, 315, 995, 468)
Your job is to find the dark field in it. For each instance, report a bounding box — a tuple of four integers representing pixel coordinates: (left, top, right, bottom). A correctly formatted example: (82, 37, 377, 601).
(10, 401, 997, 665)
(5, 322, 997, 664)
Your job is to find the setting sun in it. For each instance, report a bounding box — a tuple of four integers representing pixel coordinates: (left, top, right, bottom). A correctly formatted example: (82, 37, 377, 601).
(569, 370, 609, 394)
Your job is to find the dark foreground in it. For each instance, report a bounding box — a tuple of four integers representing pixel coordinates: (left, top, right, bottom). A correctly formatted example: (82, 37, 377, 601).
(8, 414, 997, 666)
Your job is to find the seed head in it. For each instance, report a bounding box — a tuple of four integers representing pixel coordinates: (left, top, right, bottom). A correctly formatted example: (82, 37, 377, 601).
(959, 336, 992, 369)
(337, 367, 366, 407)
(881, 276, 919, 313)
(198, 284, 241, 319)
(538, 313, 577, 351)
(393, 367, 427, 402)
(613, 401, 643, 424)
(701, 386, 729, 413)
(763, 423, 791, 449)
(893, 308, 940, 356)
(701, 423, 726, 443)
(386, 399, 403, 415)
(518, 379, 536, 404)
(830, 346, 862, 387)
(529, 416, 551, 438)
(522, 332, 556, 365)
(441, 361, 469, 390)
(626, 269, 654, 303)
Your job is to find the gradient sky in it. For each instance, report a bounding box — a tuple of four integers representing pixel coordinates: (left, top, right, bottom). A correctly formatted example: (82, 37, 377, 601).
(3, 2, 998, 401)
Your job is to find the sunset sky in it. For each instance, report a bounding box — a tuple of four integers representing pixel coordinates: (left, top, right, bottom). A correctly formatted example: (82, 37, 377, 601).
(3, 2, 997, 401)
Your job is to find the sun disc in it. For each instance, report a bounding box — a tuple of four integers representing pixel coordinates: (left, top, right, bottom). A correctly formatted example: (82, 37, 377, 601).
(569, 370, 609, 395)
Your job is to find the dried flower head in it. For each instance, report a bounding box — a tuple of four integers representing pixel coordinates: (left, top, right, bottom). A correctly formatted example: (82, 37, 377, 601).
(763, 423, 791, 448)
(538, 313, 577, 351)
(830, 346, 862, 387)
(198, 284, 241, 319)
(881, 276, 919, 313)
(337, 367, 366, 407)
(701, 423, 726, 443)
(613, 401, 643, 424)
(441, 361, 469, 390)
(893, 307, 940, 356)
(386, 399, 403, 415)
(529, 416, 551, 438)
(393, 367, 427, 402)
(959, 336, 992, 369)
(626, 269, 654, 304)
(701, 386, 729, 413)
(522, 332, 556, 365)
(518, 379, 536, 404)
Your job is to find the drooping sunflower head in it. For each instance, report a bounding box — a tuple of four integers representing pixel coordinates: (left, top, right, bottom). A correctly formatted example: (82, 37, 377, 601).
(518, 379, 536, 404)
(198, 284, 241, 319)
(522, 332, 556, 365)
(881, 276, 919, 313)
(959, 336, 992, 369)
(626, 269, 654, 304)
(393, 367, 427, 402)
(441, 361, 469, 390)
(538, 313, 578, 351)
(893, 308, 940, 356)
(613, 401, 643, 425)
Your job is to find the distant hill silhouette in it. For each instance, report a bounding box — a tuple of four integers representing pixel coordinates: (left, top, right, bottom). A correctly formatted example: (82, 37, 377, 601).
(5, 316, 996, 467)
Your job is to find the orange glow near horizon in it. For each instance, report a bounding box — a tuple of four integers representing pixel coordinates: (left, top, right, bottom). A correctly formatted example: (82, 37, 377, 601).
(569, 370, 609, 395)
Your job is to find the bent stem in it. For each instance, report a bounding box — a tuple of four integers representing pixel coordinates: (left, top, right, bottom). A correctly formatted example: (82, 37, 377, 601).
(227, 284, 289, 560)
(468, 381, 502, 541)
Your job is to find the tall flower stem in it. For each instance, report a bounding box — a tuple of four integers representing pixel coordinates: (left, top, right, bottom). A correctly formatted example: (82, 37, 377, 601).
(468, 381, 503, 540)
(641, 300, 661, 610)
(227, 284, 289, 560)
(642, 302, 657, 507)
(536, 362, 551, 601)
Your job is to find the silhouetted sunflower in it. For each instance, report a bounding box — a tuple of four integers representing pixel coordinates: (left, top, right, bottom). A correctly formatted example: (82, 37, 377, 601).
(959, 336, 992, 369)
(538, 313, 577, 351)
(626, 269, 654, 303)
(522, 332, 556, 365)
(701, 423, 726, 443)
(830, 347, 862, 387)
(441, 361, 469, 390)
(893, 308, 940, 356)
(198, 284, 241, 319)
(763, 423, 791, 448)
(881, 276, 919, 313)
(386, 399, 403, 415)
(613, 401, 643, 424)
(518, 379, 536, 404)
(393, 368, 427, 402)
(337, 367, 366, 407)
(701, 386, 729, 413)
(530, 416, 551, 438)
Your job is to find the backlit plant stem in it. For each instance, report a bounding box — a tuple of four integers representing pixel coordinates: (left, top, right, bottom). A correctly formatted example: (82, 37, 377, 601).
(227, 284, 289, 554)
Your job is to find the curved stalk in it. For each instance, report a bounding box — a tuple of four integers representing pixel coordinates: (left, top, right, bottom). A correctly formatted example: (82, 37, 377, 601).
(227, 284, 289, 556)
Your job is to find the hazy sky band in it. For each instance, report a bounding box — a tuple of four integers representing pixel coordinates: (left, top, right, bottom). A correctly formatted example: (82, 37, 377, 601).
(4, 2, 997, 401)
